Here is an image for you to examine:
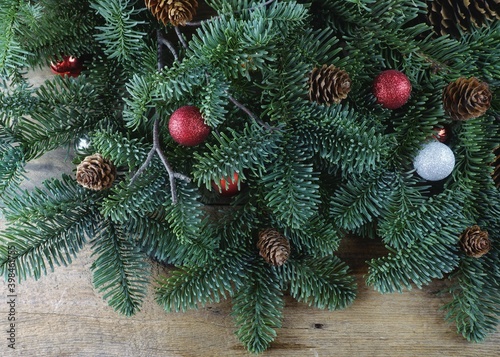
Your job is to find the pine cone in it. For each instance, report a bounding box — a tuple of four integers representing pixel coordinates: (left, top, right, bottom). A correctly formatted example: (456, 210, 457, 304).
(145, 0, 198, 26)
(442, 77, 492, 120)
(493, 145, 500, 188)
(76, 154, 116, 191)
(459, 225, 491, 258)
(427, 0, 500, 37)
(257, 228, 291, 266)
(309, 65, 351, 105)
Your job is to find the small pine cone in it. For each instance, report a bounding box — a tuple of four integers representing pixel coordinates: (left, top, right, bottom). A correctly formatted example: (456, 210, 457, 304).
(493, 145, 500, 188)
(459, 225, 491, 258)
(257, 228, 291, 266)
(167, 0, 198, 26)
(76, 154, 116, 191)
(145, 0, 169, 25)
(145, 0, 198, 26)
(443, 77, 492, 121)
(427, 0, 500, 37)
(309, 65, 351, 105)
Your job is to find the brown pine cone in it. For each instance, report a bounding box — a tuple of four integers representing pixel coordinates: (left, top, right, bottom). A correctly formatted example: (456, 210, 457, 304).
(459, 225, 491, 258)
(442, 77, 492, 121)
(145, 0, 198, 26)
(493, 145, 500, 188)
(427, 0, 500, 37)
(145, 0, 169, 25)
(257, 228, 291, 266)
(76, 154, 116, 191)
(168, 0, 198, 26)
(309, 65, 351, 105)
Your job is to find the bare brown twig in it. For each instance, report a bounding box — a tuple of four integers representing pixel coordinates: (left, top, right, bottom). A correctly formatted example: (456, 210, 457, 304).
(226, 92, 277, 131)
(157, 29, 179, 62)
(175, 26, 189, 49)
(130, 119, 191, 204)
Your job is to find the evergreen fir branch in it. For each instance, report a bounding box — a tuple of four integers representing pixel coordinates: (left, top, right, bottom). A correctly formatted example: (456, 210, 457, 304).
(90, 130, 149, 171)
(0, 175, 100, 281)
(155, 248, 252, 312)
(453, 117, 498, 192)
(279, 255, 356, 310)
(15, 0, 98, 67)
(330, 171, 397, 231)
(252, 0, 307, 30)
(123, 73, 156, 130)
(284, 214, 341, 257)
(442, 254, 500, 342)
(450, 116, 499, 221)
(463, 24, 500, 83)
(390, 83, 445, 164)
(192, 122, 283, 189)
(85, 54, 144, 111)
(1, 174, 99, 225)
(478, 189, 500, 234)
(163, 180, 205, 243)
(209, 202, 259, 250)
(100, 170, 167, 222)
(416, 33, 474, 79)
(261, 141, 321, 229)
(154, 62, 209, 101)
(187, 1, 308, 79)
(13, 1, 42, 30)
(90, 220, 151, 316)
(376, 173, 429, 249)
(0, 80, 37, 136)
(259, 47, 311, 123)
(232, 262, 284, 354)
(299, 27, 342, 67)
(0, 144, 25, 197)
(322, 0, 425, 29)
(366, 190, 471, 293)
(366, 234, 459, 293)
(206, 0, 275, 16)
(91, 0, 147, 64)
(126, 209, 216, 266)
(19, 75, 106, 160)
(297, 105, 394, 175)
(200, 72, 229, 128)
(0, 0, 30, 79)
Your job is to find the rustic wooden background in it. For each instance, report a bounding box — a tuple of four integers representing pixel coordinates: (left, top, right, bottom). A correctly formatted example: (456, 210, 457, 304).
(0, 70, 498, 357)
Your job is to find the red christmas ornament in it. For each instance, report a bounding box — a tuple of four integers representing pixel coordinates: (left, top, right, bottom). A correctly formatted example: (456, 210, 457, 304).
(50, 56, 83, 77)
(212, 172, 240, 196)
(168, 106, 211, 146)
(432, 126, 449, 143)
(373, 70, 412, 109)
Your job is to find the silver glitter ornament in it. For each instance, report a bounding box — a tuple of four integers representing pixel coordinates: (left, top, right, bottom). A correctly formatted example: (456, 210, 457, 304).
(75, 135, 92, 155)
(413, 141, 455, 181)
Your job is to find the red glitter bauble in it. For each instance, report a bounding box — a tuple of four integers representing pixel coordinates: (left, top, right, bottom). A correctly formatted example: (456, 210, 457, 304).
(212, 172, 240, 196)
(168, 106, 211, 146)
(373, 70, 412, 109)
(432, 126, 449, 143)
(50, 56, 83, 77)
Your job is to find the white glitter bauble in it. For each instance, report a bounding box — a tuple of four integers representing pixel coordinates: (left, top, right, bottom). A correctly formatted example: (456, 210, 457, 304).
(75, 135, 91, 154)
(413, 141, 455, 181)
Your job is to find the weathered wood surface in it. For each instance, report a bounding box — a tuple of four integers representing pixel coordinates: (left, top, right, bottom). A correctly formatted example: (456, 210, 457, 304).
(0, 69, 498, 357)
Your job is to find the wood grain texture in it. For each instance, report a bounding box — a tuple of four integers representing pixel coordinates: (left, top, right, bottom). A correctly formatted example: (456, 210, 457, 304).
(0, 69, 498, 357)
